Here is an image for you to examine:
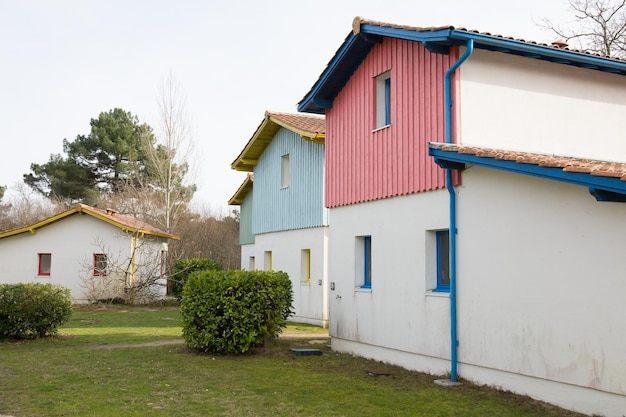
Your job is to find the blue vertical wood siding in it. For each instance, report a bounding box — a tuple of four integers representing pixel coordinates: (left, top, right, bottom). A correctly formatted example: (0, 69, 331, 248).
(239, 190, 255, 244)
(253, 127, 327, 234)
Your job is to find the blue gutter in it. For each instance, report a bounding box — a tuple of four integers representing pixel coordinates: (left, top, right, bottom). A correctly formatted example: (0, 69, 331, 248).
(444, 39, 474, 383)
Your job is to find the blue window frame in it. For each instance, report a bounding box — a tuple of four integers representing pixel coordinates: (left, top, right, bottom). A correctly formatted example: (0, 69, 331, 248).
(384, 77, 391, 125)
(435, 230, 450, 292)
(375, 71, 391, 129)
(363, 235, 372, 288)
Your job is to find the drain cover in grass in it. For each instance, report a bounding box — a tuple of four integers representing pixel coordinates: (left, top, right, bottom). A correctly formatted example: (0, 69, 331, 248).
(290, 348, 323, 356)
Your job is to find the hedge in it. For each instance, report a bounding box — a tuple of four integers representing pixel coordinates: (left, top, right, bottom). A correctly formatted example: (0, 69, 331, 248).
(180, 270, 294, 354)
(0, 283, 72, 339)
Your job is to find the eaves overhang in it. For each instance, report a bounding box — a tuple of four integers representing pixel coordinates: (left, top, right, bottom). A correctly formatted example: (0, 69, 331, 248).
(231, 111, 325, 171)
(298, 17, 626, 114)
(228, 173, 253, 206)
(429, 142, 626, 202)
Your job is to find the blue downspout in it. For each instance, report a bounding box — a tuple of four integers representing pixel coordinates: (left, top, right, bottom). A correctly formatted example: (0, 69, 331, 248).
(444, 39, 474, 382)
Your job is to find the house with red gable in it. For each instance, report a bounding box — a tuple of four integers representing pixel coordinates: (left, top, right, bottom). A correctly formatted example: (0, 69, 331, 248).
(298, 16, 626, 416)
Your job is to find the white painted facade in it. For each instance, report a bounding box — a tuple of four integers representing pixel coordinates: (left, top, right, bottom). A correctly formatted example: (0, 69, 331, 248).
(459, 48, 626, 161)
(241, 226, 329, 328)
(0, 214, 169, 303)
(321, 48, 626, 416)
(328, 168, 626, 416)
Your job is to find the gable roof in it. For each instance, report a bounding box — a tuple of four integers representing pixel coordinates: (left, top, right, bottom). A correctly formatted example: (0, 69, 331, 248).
(429, 142, 626, 202)
(228, 173, 253, 206)
(231, 111, 325, 172)
(298, 16, 626, 114)
(0, 203, 180, 240)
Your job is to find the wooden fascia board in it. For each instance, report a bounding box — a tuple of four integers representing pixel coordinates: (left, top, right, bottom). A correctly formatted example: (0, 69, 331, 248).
(231, 118, 280, 170)
(0, 207, 79, 239)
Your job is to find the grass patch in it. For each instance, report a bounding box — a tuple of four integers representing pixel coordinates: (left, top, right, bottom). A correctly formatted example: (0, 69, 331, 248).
(0, 306, 585, 417)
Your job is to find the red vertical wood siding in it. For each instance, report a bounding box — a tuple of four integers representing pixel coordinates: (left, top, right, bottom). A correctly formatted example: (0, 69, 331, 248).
(326, 39, 459, 208)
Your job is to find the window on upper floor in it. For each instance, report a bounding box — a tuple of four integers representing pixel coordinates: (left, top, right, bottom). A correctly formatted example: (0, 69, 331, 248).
(375, 70, 391, 129)
(94, 253, 107, 276)
(356, 235, 372, 289)
(38, 253, 51, 276)
(281, 154, 290, 188)
(301, 249, 311, 284)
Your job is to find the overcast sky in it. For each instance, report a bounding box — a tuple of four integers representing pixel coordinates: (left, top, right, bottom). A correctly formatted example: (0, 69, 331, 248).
(0, 0, 574, 213)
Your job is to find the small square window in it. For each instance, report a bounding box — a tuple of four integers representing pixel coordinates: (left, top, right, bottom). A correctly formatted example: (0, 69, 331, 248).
(94, 254, 107, 276)
(38, 253, 51, 276)
(375, 71, 391, 129)
(281, 154, 290, 188)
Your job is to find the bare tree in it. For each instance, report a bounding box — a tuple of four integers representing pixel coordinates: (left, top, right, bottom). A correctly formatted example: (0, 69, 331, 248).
(142, 72, 198, 233)
(539, 0, 626, 57)
(79, 233, 168, 304)
(0, 183, 63, 232)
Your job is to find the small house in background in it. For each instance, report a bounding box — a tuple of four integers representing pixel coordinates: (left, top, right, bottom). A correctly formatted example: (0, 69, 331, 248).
(298, 16, 626, 416)
(229, 111, 328, 328)
(0, 203, 179, 303)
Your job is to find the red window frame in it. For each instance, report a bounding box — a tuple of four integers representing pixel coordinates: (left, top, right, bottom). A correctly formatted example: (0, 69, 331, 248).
(93, 253, 107, 276)
(38, 253, 51, 276)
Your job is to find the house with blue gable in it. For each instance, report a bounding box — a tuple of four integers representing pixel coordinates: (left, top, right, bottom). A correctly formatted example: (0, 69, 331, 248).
(297, 16, 626, 416)
(230, 111, 328, 328)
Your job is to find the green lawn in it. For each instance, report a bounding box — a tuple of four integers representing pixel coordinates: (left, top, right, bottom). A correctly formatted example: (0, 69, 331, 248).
(0, 306, 584, 417)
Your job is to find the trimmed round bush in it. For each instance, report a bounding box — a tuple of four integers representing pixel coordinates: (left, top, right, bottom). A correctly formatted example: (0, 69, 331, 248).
(180, 270, 294, 354)
(170, 258, 223, 300)
(0, 283, 72, 339)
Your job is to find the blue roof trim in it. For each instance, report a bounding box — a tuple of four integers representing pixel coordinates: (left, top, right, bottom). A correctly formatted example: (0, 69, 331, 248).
(298, 21, 626, 114)
(428, 145, 626, 202)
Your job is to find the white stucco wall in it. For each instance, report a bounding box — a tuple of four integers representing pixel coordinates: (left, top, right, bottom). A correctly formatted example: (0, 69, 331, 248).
(239, 226, 329, 328)
(459, 48, 626, 162)
(0, 214, 168, 303)
(455, 166, 626, 415)
(327, 191, 453, 374)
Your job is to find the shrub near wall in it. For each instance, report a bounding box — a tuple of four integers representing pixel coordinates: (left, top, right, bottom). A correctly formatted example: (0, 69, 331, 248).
(181, 270, 294, 354)
(0, 283, 72, 339)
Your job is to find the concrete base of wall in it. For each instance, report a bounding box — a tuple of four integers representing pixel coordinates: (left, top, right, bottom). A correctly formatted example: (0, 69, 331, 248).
(332, 337, 626, 417)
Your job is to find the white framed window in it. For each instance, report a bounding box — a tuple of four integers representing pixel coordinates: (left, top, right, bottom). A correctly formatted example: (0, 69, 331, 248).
(375, 70, 391, 129)
(281, 154, 290, 188)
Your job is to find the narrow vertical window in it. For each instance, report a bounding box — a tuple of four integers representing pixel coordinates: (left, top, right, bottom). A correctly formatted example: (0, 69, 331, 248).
(356, 235, 372, 289)
(264, 251, 273, 271)
(94, 254, 107, 276)
(375, 70, 391, 129)
(281, 154, 290, 188)
(301, 249, 311, 283)
(435, 230, 450, 292)
(249, 256, 256, 271)
(363, 236, 372, 288)
(38, 253, 51, 276)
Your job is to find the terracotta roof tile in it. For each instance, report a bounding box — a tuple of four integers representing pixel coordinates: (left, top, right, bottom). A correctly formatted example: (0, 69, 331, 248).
(353, 16, 625, 62)
(266, 111, 326, 135)
(435, 143, 626, 181)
